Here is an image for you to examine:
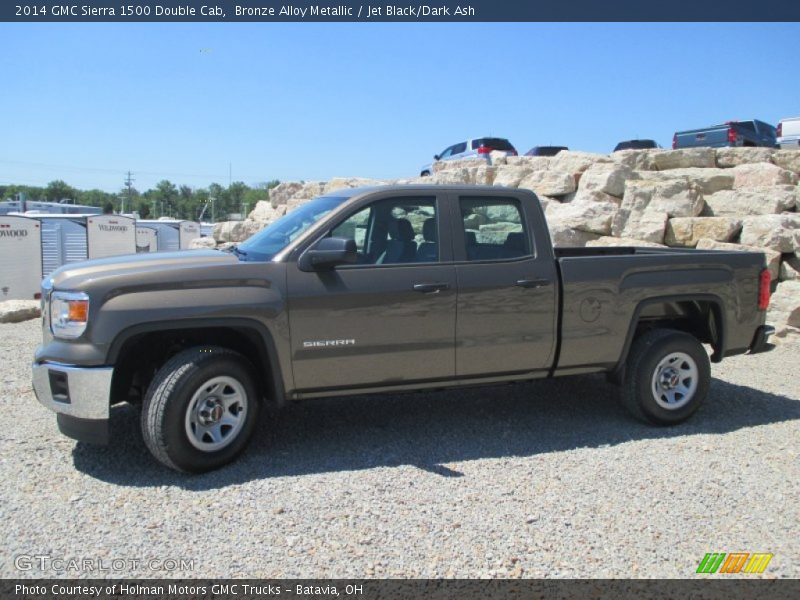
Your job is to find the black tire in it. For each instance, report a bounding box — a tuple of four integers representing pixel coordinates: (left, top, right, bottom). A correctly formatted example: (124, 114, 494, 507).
(141, 346, 259, 473)
(621, 329, 710, 425)
(420, 170, 431, 177)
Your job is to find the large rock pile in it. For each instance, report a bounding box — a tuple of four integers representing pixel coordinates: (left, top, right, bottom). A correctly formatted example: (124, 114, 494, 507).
(211, 148, 800, 337)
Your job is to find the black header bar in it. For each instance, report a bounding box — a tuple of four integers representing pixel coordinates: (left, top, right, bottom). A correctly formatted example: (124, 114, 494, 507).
(3, 0, 800, 22)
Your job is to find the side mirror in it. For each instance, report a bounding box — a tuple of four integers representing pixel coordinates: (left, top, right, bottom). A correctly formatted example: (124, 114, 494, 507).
(298, 237, 357, 272)
(433, 154, 441, 161)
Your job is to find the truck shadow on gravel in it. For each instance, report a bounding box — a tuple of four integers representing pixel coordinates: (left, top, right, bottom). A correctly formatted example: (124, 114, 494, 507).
(72, 375, 800, 489)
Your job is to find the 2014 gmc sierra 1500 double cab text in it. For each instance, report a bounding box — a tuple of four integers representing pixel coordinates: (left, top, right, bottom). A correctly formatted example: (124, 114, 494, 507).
(32, 185, 775, 472)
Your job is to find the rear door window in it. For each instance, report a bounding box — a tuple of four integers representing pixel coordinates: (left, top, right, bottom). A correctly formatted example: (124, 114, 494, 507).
(459, 197, 531, 261)
(472, 138, 515, 151)
(451, 142, 467, 155)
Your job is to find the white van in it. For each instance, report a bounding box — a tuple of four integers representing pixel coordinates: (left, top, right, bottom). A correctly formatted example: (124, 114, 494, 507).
(777, 117, 800, 149)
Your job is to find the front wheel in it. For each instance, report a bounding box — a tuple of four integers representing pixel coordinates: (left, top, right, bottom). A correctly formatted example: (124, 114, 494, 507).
(621, 329, 710, 425)
(142, 347, 260, 472)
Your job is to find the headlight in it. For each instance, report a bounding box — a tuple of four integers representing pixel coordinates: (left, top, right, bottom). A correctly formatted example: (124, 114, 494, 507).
(50, 291, 90, 339)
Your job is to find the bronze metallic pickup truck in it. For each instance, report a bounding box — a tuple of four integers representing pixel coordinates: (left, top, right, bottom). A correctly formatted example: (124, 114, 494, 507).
(33, 185, 775, 472)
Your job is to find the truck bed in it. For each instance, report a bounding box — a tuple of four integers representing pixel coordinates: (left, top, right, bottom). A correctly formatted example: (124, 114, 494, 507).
(552, 245, 766, 373)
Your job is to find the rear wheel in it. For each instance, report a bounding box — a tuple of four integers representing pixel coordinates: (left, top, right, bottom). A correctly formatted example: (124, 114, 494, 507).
(420, 170, 431, 177)
(142, 347, 259, 472)
(621, 329, 710, 425)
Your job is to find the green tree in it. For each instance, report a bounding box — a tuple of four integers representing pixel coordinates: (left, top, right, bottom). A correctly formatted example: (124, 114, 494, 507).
(45, 180, 76, 202)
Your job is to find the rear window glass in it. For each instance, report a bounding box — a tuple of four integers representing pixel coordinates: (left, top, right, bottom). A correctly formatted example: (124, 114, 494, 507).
(736, 121, 755, 132)
(472, 138, 515, 151)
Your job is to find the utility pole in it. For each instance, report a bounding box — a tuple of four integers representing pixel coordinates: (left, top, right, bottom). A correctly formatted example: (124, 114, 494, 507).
(123, 171, 135, 214)
(211, 196, 216, 222)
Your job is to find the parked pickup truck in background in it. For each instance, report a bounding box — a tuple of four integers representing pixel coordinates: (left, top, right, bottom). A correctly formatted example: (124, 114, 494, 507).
(777, 116, 800, 149)
(673, 120, 777, 149)
(33, 185, 775, 472)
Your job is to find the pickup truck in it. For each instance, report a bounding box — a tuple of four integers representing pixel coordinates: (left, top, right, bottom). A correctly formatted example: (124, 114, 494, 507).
(673, 120, 777, 149)
(32, 185, 775, 473)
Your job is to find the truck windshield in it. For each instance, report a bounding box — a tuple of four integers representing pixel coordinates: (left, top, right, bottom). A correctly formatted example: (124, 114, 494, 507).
(235, 195, 347, 261)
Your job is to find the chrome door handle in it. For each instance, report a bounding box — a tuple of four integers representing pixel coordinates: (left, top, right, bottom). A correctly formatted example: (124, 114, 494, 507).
(413, 283, 450, 293)
(516, 278, 550, 289)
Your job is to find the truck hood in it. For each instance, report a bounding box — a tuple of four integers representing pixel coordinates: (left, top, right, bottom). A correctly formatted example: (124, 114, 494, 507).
(49, 250, 243, 291)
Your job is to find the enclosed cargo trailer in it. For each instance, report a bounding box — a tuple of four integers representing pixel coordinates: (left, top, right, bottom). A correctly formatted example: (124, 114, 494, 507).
(0, 215, 42, 300)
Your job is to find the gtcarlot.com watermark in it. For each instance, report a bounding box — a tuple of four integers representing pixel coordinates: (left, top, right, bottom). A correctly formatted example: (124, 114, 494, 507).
(14, 554, 195, 573)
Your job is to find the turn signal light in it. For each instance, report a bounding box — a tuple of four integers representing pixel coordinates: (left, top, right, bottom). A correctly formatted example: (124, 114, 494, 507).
(758, 268, 771, 311)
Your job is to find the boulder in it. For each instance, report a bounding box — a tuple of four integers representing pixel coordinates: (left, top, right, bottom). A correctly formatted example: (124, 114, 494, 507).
(492, 166, 534, 188)
(780, 257, 800, 282)
(738, 214, 800, 253)
(188, 236, 217, 249)
(715, 147, 775, 168)
(549, 151, 611, 182)
(0, 300, 41, 323)
(664, 217, 742, 247)
(609, 149, 661, 171)
(213, 220, 266, 243)
(703, 187, 796, 217)
(433, 158, 486, 172)
(695, 239, 781, 280)
(731, 162, 798, 189)
(505, 155, 551, 170)
(518, 170, 576, 197)
(577, 164, 633, 197)
(612, 180, 702, 243)
(248, 200, 287, 222)
(634, 167, 735, 195)
(546, 198, 618, 235)
(323, 177, 385, 195)
(767, 281, 800, 337)
(269, 182, 304, 208)
(652, 148, 716, 170)
(771, 150, 800, 175)
(585, 236, 666, 248)
(547, 221, 602, 247)
(488, 151, 508, 166)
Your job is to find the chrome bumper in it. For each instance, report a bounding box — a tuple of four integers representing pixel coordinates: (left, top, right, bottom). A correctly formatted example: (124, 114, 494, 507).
(32, 361, 113, 420)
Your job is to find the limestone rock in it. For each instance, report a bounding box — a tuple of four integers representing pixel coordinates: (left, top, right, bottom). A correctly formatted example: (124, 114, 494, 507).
(767, 281, 800, 336)
(780, 257, 800, 282)
(664, 217, 742, 247)
(268, 182, 304, 208)
(771, 150, 800, 175)
(0, 300, 41, 323)
(323, 177, 385, 195)
(488, 151, 508, 166)
(731, 162, 798, 189)
(549, 151, 611, 182)
(492, 166, 534, 188)
(213, 220, 266, 243)
(609, 149, 661, 171)
(585, 236, 666, 248)
(248, 201, 288, 222)
(188, 236, 217, 249)
(652, 148, 716, 170)
(695, 239, 781, 280)
(703, 187, 796, 217)
(518, 170, 576, 197)
(546, 198, 618, 235)
(739, 214, 800, 253)
(634, 167, 735, 195)
(577, 164, 633, 197)
(547, 221, 602, 247)
(433, 158, 486, 172)
(612, 180, 702, 243)
(505, 156, 551, 170)
(715, 147, 775, 168)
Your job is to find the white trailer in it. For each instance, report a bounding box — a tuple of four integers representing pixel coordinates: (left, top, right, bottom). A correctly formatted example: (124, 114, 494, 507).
(86, 215, 136, 259)
(135, 226, 158, 253)
(137, 220, 201, 251)
(37, 215, 89, 279)
(0, 215, 43, 300)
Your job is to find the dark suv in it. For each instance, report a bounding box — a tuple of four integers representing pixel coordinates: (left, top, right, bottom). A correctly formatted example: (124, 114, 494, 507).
(613, 139, 660, 152)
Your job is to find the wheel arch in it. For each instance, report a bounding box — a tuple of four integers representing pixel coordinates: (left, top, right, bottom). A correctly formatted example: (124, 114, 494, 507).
(610, 294, 725, 382)
(107, 318, 286, 409)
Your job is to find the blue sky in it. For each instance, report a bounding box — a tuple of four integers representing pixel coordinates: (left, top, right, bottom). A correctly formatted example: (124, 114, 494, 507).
(1, 22, 798, 192)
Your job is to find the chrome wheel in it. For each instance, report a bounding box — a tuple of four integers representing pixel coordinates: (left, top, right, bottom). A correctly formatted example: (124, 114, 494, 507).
(184, 376, 248, 452)
(650, 351, 698, 410)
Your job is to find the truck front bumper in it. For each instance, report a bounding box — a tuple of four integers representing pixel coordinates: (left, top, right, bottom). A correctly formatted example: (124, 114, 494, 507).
(32, 361, 113, 444)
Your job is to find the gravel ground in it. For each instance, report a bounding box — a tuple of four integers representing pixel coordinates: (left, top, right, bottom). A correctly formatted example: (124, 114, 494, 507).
(1, 319, 798, 579)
